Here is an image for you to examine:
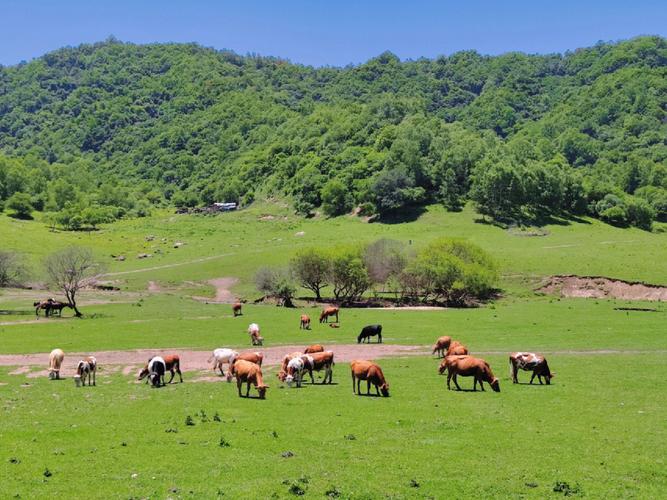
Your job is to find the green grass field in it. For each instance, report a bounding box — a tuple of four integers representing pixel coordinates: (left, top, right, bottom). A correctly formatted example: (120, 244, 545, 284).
(1, 203, 666, 498)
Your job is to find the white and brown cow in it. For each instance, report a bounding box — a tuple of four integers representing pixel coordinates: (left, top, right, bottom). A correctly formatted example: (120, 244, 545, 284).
(301, 351, 335, 384)
(74, 356, 97, 387)
(509, 352, 554, 385)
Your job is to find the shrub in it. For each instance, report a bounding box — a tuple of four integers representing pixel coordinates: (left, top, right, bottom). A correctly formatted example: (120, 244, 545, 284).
(254, 267, 296, 306)
(328, 247, 370, 303)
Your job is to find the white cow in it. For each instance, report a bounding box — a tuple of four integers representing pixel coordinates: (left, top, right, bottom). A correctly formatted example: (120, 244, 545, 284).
(48, 349, 65, 380)
(207, 348, 239, 381)
(284, 357, 305, 388)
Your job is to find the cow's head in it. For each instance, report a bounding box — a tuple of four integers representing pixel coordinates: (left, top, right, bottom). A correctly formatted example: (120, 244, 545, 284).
(490, 378, 500, 393)
(150, 373, 162, 387)
(380, 383, 390, 397)
(438, 362, 447, 375)
(137, 367, 149, 381)
(285, 374, 295, 387)
(48, 370, 56, 380)
(546, 372, 555, 385)
(357, 334, 363, 344)
(277, 370, 287, 382)
(257, 385, 268, 399)
(74, 375, 82, 387)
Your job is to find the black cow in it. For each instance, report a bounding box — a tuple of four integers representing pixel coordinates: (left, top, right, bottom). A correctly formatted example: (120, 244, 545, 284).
(358, 324, 382, 343)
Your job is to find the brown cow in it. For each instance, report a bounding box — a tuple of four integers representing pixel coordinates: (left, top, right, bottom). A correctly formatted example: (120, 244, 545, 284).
(233, 359, 268, 399)
(300, 314, 311, 330)
(351, 360, 389, 397)
(509, 352, 554, 385)
(446, 341, 469, 357)
(138, 354, 183, 384)
(235, 351, 264, 367)
(232, 303, 243, 317)
(319, 306, 339, 324)
(444, 355, 500, 392)
(301, 351, 335, 384)
(432, 336, 452, 358)
(304, 344, 324, 354)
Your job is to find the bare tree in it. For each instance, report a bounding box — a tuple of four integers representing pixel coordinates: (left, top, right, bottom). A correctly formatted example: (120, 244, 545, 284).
(44, 247, 103, 317)
(0, 251, 28, 287)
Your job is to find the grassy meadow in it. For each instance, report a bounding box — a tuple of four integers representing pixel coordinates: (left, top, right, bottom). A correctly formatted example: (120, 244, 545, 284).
(1, 203, 666, 498)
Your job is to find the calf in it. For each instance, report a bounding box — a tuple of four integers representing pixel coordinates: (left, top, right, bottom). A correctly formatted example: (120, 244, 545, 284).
(358, 324, 382, 344)
(277, 352, 302, 381)
(319, 306, 339, 323)
(432, 336, 452, 358)
(350, 360, 389, 397)
(208, 348, 239, 379)
(232, 303, 243, 317)
(48, 348, 65, 380)
(445, 355, 500, 392)
(233, 359, 268, 399)
(138, 354, 183, 384)
(509, 352, 554, 385)
(247, 323, 263, 346)
(74, 356, 97, 387)
(300, 314, 311, 330)
(304, 344, 324, 354)
(301, 351, 335, 384)
(446, 341, 469, 357)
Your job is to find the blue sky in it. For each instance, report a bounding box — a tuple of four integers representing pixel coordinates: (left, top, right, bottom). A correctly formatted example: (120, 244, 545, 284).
(1, 0, 666, 67)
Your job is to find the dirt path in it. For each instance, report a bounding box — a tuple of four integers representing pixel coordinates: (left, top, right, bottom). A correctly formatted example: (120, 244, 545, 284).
(1, 346, 664, 376)
(538, 275, 667, 301)
(191, 277, 239, 304)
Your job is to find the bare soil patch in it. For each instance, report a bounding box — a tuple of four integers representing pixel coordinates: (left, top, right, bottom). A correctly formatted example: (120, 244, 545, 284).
(192, 277, 238, 304)
(537, 275, 667, 302)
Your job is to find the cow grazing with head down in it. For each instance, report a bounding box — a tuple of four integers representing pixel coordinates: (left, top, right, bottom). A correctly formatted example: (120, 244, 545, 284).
(432, 336, 452, 358)
(350, 360, 389, 397)
(247, 323, 263, 345)
(145, 356, 166, 387)
(74, 356, 97, 387)
(232, 303, 243, 317)
(233, 359, 268, 399)
(208, 348, 239, 379)
(319, 307, 339, 324)
(304, 344, 324, 354)
(509, 352, 554, 385)
(444, 355, 500, 392)
(284, 357, 306, 388)
(446, 341, 469, 357)
(138, 354, 183, 384)
(301, 351, 335, 384)
(300, 315, 311, 330)
(48, 348, 65, 380)
(358, 324, 382, 344)
(277, 352, 303, 381)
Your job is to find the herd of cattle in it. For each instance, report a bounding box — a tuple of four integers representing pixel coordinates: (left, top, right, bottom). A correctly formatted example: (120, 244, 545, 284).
(42, 304, 554, 399)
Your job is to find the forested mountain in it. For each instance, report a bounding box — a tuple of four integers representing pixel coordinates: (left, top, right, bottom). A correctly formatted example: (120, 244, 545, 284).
(0, 36, 666, 229)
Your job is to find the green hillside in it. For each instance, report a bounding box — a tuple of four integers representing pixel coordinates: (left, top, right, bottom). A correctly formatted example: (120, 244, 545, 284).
(0, 36, 666, 228)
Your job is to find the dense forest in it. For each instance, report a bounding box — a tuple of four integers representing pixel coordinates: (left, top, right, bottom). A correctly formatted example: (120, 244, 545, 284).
(0, 36, 666, 229)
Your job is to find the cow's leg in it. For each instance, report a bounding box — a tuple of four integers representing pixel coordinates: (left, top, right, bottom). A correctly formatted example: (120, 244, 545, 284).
(478, 378, 484, 391)
(167, 370, 175, 384)
(447, 372, 453, 390)
(529, 371, 536, 384)
(177, 366, 183, 383)
(246, 382, 251, 397)
(453, 374, 462, 391)
(351, 373, 355, 393)
(309, 368, 315, 384)
(537, 374, 543, 385)
(378, 333, 382, 344)
(357, 378, 361, 395)
(93, 369, 96, 386)
(366, 380, 371, 395)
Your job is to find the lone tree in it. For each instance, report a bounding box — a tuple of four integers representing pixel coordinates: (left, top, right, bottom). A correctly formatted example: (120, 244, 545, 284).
(44, 247, 102, 317)
(290, 248, 330, 300)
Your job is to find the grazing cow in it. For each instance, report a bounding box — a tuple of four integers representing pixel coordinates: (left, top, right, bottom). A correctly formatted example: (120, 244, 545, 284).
(284, 357, 306, 388)
(138, 354, 183, 384)
(319, 306, 339, 324)
(232, 303, 243, 317)
(299, 314, 311, 330)
(446, 341, 469, 357)
(304, 344, 324, 354)
(432, 336, 452, 358)
(233, 359, 268, 399)
(444, 355, 500, 392)
(207, 348, 239, 379)
(358, 324, 382, 344)
(277, 352, 303, 381)
(146, 356, 166, 387)
(247, 323, 263, 346)
(350, 360, 389, 397)
(48, 348, 64, 380)
(509, 352, 554, 385)
(74, 356, 97, 387)
(301, 351, 335, 384)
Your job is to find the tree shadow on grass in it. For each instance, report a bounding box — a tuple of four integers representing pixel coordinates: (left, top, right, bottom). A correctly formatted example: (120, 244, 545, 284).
(375, 206, 427, 224)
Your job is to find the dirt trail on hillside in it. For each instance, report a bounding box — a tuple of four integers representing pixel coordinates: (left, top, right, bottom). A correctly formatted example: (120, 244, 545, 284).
(191, 277, 239, 304)
(538, 275, 667, 301)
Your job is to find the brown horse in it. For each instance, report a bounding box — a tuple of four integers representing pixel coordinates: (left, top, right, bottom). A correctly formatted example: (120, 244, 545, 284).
(319, 307, 339, 324)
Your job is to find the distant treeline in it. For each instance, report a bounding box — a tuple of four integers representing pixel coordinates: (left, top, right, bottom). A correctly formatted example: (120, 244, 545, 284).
(0, 36, 666, 228)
